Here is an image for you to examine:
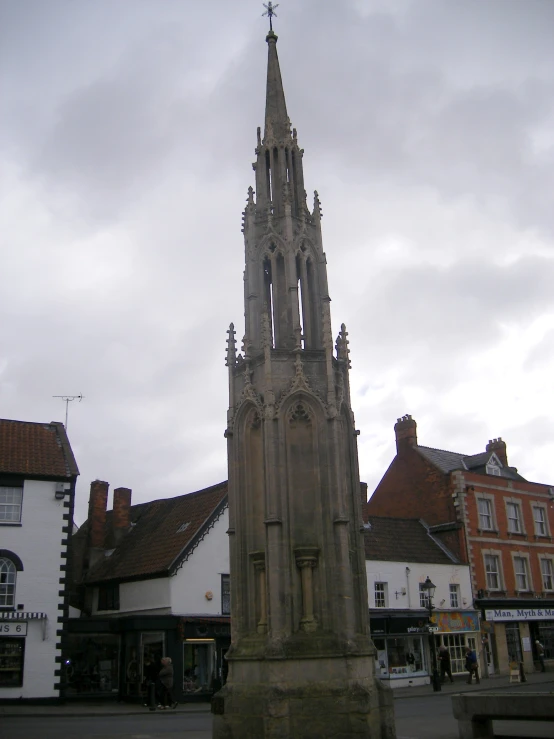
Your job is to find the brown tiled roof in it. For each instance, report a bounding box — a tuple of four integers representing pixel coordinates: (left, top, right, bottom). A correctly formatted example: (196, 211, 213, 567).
(364, 516, 456, 565)
(85, 481, 228, 584)
(0, 418, 79, 478)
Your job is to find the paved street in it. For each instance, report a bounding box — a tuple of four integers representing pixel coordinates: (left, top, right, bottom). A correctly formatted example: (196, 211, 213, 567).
(1, 673, 553, 739)
(0, 711, 212, 739)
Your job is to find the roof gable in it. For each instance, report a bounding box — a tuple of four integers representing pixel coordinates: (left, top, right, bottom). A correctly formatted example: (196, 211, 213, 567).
(85, 481, 228, 584)
(0, 418, 78, 478)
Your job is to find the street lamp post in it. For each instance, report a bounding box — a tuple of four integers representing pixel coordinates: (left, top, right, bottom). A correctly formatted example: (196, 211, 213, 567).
(422, 576, 441, 693)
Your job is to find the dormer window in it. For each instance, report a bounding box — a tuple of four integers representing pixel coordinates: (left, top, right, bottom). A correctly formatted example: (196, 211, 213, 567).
(486, 453, 502, 476)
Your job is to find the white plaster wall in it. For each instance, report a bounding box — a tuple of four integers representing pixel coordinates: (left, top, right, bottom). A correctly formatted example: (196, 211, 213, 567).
(118, 578, 171, 615)
(0, 479, 67, 699)
(366, 559, 473, 611)
(169, 508, 230, 615)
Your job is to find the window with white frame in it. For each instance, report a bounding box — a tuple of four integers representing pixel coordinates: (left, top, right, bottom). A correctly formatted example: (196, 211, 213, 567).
(484, 554, 501, 590)
(477, 498, 494, 530)
(0, 487, 23, 523)
(449, 584, 460, 608)
(0, 557, 16, 607)
(419, 583, 430, 608)
(506, 501, 523, 534)
(540, 559, 553, 592)
(513, 556, 530, 591)
(486, 462, 501, 476)
(533, 506, 548, 537)
(374, 582, 387, 608)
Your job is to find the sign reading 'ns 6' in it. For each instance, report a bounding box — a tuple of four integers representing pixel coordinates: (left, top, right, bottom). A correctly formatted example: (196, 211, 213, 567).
(0, 622, 28, 636)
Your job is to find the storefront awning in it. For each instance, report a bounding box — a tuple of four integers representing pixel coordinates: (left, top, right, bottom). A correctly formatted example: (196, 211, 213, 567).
(0, 611, 47, 620)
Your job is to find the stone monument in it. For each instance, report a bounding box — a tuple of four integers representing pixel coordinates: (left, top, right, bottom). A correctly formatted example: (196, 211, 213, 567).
(213, 14, 396, 739)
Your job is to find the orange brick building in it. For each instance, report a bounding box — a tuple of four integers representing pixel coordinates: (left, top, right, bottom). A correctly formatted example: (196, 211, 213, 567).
(367, 415, 554, 676)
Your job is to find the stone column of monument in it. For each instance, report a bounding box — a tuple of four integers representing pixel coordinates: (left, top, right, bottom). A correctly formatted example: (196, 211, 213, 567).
(213, 27, 396, 739)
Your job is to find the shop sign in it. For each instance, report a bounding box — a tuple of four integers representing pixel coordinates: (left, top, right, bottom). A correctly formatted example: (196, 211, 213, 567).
(390, 617, 429, 634)
(485, 608, 554, 622)
(0, 622, 27, 636)
(435, 611, 479, 633)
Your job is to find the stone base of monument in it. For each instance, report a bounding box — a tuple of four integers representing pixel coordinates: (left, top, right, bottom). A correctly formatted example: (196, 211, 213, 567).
(451, 693, 554, 739)
(212, 652, 395, 739)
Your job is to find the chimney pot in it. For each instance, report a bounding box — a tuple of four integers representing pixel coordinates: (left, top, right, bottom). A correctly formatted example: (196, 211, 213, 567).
(394, 414, 418, 453)
(486, 437, 508, 467)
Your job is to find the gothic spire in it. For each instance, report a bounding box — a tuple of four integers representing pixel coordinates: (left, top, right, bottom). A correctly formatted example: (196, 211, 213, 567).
(264, 31, 291, 144)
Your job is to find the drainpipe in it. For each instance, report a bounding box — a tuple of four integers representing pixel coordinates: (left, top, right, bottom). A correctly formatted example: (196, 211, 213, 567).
(405, 567, 411, 608)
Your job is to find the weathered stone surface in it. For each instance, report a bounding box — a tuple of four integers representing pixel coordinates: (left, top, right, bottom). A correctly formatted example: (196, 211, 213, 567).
(215, 26, 395, 739)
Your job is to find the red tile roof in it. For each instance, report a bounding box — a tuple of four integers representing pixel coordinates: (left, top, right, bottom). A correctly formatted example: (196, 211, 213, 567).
(0, 418, 79, 478)
(84, 481, 228, 583)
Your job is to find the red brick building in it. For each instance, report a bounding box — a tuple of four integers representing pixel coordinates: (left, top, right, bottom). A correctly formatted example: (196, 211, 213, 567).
(367, 415, 554, 676)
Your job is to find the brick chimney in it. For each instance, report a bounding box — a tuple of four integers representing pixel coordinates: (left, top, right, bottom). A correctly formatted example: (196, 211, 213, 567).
(486, 438, 508, 467)
(394, 414, 417, 452)
(87, 480, 109, 570)
(113, 487, 132, 544)
(88, 480, 109, 548)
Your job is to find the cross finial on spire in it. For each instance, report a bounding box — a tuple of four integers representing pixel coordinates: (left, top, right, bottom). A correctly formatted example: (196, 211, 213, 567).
(262, 2, 279, 32)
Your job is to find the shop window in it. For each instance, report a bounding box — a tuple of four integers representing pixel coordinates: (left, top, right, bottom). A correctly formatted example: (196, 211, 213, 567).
(513, 556, 530, 591)
(374, 582, 387, 608)
(540, 559, 553, 592)
(441, 633, 469, 674)
(387, 636, 425, 676)
(64, 633, 120, 694)
(536, 622, 554, 659)
(0, 558, 16, 607)
(183, 640, 216, 693)
(97, 583, 120, 611)
(506, 502, 523, 534)
(533, 506, 548, 537)
(0, 637, 25, 687)
(477, 497, 495, 531)
(449, 584, 460, 608)
(505, 622, 522, 663)
(221, 574, 230, 615)
(484, 554, 501, 591)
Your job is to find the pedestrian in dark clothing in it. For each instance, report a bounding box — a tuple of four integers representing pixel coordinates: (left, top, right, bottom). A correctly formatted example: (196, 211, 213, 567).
(465, 646, 479, 684)
(535, 640, 546, 672)
(142, 657, 158, 706)
(438, 645, 454, 683)
(158, 657, 177, 709)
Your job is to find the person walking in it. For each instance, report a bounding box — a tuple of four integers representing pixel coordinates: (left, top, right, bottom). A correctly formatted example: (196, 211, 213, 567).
(157, 657, 178, 709)
(438, 645, 454, 683)
(465, 645, 480, 684)
(535, 640, 546, 672)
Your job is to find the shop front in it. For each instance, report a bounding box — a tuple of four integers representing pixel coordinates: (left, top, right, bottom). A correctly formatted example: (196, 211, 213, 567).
(480, 602, 554, 676)
(64, 615, 230, 702)
(432, 610, 481, 675)
(0, 612, 48, 697)
(370, 611, 430, 688)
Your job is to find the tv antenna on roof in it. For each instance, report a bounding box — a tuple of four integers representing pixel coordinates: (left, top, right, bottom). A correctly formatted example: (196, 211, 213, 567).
(53, 394, 84, 430)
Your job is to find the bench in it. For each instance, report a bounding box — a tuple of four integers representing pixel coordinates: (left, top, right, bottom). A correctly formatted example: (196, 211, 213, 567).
(451, 693, 554, 738)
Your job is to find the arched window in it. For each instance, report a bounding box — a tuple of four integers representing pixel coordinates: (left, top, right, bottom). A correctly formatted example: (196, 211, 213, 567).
(0, 557, 17, 607)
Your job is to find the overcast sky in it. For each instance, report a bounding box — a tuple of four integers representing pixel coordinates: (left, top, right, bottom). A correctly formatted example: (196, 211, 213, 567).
(2, 0, 553, 525)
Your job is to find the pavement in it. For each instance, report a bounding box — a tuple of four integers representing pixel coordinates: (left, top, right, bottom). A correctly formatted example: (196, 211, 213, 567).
(0, 670, 552, 718)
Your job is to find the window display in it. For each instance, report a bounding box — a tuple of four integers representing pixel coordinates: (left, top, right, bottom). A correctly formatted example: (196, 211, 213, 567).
(373, 635, 426, 678)
(64, 634, 119, 694)
(0, 637, 24, 687)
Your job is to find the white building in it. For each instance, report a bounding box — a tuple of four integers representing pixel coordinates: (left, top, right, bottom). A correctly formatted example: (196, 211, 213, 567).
(67, 480, 230, 701)
(0, 419, 79, 701)
(364, 516, 479, 688)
